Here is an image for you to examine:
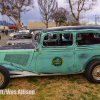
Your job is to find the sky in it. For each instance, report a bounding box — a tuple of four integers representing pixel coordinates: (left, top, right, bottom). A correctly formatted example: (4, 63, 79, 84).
(0, 0, 100, 26)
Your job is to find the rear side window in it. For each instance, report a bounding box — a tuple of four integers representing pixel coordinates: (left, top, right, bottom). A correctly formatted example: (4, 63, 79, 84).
(76, 33, 100, 45)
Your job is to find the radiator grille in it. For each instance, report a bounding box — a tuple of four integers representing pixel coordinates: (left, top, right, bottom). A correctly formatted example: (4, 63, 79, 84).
(4, 54, 30, 66)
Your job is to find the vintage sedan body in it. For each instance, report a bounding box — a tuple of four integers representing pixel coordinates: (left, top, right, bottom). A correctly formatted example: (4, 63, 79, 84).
(1, 27, 100, 89)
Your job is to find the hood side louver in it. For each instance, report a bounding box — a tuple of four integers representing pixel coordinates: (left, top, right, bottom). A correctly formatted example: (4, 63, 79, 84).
(4, 54, 30, 66)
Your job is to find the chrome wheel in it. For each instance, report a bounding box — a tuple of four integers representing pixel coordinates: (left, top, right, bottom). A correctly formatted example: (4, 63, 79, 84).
(92, 65, 100, 80)
(0, 72, 4, 86)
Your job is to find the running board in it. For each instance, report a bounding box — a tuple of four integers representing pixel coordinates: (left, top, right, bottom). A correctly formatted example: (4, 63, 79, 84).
(9, 70, 84, 78)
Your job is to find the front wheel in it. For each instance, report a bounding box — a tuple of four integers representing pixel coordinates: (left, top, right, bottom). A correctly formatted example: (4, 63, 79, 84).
(0, 65, 10, 89)
(85, 59, 100, 83)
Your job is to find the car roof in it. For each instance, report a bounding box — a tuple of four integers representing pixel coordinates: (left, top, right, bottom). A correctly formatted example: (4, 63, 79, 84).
(42, 26, 100, 33)
(45, 29, 100, 35)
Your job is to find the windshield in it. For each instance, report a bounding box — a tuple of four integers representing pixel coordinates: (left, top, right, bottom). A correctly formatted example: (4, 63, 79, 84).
(18, 31, 29, 34)
(32, 31, 42, 43)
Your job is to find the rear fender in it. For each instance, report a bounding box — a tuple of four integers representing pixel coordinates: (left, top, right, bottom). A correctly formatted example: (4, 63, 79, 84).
(83, 55, 100, 70)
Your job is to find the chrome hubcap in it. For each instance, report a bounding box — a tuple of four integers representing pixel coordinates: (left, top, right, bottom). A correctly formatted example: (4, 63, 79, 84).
(0, 72, 4, 86)
(92, 65, 100, 80)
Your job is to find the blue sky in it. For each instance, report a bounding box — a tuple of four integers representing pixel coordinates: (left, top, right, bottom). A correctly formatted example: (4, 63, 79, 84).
(0, 0, 100, 26)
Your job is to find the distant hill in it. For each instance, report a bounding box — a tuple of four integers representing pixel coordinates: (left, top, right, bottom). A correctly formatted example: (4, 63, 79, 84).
(0, 21, 15, 26)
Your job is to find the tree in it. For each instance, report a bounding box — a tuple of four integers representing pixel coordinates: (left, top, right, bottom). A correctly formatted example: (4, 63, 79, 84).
(66, 0, 97, 25)
(0, 0, 34, 30)
(51, 7, 69, 26)
(22, 23, 24, 26)
(38, 0, 58, 28)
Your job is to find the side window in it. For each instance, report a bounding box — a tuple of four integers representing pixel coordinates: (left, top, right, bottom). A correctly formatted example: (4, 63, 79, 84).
(43, 33, 73, 46)
(76, 33, 100, 45)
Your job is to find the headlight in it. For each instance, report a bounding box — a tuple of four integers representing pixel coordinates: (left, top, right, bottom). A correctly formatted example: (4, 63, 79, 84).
(9, 35, 14, 37)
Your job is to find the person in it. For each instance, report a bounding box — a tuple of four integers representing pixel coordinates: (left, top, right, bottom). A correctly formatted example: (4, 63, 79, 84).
(63, 34, 72, 40)
(37, 32, 42, 43)
(2, 30, 4, 34)
(5, 30, 8, 35)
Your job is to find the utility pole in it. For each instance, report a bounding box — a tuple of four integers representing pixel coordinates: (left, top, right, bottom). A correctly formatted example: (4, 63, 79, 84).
(95, 15, 100, 25)
(88, 18, 89, 25)
(95, 15, 96, 25)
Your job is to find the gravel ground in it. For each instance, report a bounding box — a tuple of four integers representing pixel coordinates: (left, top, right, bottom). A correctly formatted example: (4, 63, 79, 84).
(0, 33, 9, 46)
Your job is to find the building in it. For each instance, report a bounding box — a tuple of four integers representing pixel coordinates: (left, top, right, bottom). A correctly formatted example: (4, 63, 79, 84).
(0, 25, 9, 30)
(27, 21, 57, 29)
(0, 21, 15, 26)
(0, 20, 16, 30)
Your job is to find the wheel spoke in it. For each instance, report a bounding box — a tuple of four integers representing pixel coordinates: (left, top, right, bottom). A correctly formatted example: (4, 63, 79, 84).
(0, 72, 4, 86)
(92, 65, 100, 80)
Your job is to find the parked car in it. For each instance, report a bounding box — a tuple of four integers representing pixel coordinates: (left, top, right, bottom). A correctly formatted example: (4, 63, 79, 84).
(6, 39, 32, 45)
(8, 29, 42, 40)
(1, 27, 100, 89)
(8, 30, 29, 40)
(6, 29, 43, 45)
(0, 30, 2, 33)
(6, 30, 57, 45)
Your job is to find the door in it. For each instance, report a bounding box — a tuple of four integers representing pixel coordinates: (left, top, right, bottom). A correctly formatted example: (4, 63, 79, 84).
(35, 33, 75, 74)
(75, 32, 100, 73)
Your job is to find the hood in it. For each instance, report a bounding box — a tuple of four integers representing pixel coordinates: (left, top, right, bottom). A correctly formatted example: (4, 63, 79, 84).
(6, 39, 32, 44)
(9, 32, 19, 36)
(0, 44, 35, 50)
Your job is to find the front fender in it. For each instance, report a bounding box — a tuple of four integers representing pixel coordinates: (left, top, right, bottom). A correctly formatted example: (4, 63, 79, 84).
(0, 64, 24, 72)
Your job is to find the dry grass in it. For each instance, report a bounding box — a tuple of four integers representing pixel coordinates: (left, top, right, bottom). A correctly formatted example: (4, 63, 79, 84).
(0, 34, 100, 100)
(1, 74, 100, 100)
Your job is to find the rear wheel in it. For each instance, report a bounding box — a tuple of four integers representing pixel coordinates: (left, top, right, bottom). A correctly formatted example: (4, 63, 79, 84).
(0, 66, 10, 89)
(92, 65, 100, 81)
(85, 59, 100, 83)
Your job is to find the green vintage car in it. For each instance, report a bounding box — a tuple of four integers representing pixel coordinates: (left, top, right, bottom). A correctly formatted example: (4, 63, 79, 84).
(1, 26, 100, 89)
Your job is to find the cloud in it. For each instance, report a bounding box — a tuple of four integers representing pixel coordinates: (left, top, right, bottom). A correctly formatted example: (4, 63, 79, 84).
(0, 0, 100, 26)
(21, 0, 68, 26)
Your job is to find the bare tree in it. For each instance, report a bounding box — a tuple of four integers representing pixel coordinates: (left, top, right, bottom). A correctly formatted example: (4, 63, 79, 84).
(51, 7, 69, 26)
(0, 0, 34, 30)
(66, 0, 97, 25)
(38, 0, 58, 28)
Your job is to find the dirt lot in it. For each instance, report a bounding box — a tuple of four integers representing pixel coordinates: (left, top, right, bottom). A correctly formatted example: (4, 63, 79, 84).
(0, 34, 100, 100)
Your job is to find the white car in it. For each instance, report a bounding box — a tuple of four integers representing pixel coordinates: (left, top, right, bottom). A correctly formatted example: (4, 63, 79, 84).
(8, 30, 29, 40)
(6, 30, 42, 45)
